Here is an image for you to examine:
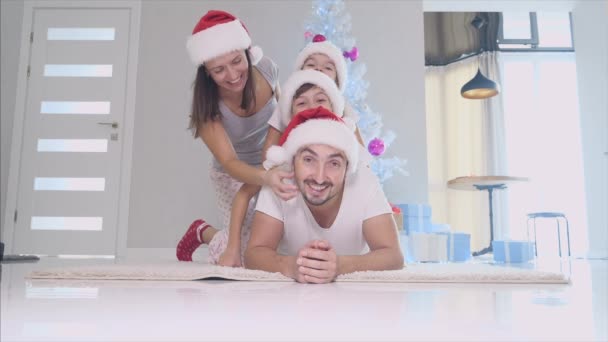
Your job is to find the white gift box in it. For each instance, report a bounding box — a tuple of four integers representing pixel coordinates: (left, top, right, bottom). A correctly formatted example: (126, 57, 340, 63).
(408, 232, 448, 262)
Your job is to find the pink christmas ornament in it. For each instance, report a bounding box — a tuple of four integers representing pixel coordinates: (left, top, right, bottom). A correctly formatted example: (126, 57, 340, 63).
(312, 34, 326, 42)
(304, 31, 313, 39)
(343, 46, 359, 61)
(368, 138, 385, 156)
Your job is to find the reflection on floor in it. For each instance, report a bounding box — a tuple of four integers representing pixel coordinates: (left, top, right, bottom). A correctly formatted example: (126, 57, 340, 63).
(1, 257, 606, 341)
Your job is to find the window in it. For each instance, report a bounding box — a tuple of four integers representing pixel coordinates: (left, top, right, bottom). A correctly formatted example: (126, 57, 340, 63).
(498, 12, 573, 51)
(500, 54, 586, 255)
(498, 11, 585, 256)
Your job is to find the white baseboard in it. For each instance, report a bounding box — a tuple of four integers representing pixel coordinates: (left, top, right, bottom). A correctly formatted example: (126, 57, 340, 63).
(125, 246, 210, 262)
(586, 249, 608, 259)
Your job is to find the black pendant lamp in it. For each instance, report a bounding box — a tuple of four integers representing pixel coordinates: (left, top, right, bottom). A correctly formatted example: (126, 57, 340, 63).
(461, 68, 500, 99)
(460, 15, 500, 100)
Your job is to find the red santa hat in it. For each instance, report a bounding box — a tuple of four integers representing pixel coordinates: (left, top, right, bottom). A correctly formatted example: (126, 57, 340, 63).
(264, 107, 359, 174)
(294, 37, 347, 91)
(277, 69, 346, 130)
(186, 10, 263, 66)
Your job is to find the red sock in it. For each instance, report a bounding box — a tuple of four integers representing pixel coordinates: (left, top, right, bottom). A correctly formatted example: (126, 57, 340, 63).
(176, 219, 210, 261)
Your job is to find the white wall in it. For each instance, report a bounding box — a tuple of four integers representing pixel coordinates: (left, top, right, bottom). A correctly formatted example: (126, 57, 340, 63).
(572, 0, 608, 258)
(348, 1, 428, 204)
(0, 0, 24, 242)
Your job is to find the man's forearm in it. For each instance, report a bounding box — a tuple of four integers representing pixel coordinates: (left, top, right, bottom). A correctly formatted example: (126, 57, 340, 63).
(337, 247, 404, 275)
(245, 247, 297, 279)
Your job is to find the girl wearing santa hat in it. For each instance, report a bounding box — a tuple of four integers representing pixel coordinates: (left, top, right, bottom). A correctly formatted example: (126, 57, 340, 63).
(176, 10, 295, 264)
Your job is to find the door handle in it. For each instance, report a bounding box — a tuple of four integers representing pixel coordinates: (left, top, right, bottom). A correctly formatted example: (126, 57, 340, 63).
(97, 122, 119, 129)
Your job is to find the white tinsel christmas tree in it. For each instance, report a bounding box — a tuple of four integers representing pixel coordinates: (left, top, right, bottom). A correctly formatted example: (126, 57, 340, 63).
(303, 0, 408, 183)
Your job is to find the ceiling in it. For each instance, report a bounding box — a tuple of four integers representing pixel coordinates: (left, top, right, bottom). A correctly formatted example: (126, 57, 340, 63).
(424, 12, 500, 66)
(422, 0, 580, 12)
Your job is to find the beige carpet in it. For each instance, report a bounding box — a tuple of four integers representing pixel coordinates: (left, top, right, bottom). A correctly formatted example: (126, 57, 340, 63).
(27, 261, 569, 284)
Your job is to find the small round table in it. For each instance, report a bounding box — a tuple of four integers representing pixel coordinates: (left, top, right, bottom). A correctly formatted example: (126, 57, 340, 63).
(447, 176, 529, 256)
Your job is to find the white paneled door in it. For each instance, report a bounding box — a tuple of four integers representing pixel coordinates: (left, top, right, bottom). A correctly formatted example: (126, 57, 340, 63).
(11, 7, 133, 255)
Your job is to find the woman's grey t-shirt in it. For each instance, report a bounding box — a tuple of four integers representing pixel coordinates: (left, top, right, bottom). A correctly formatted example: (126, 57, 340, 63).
(212, 56, 278, 171)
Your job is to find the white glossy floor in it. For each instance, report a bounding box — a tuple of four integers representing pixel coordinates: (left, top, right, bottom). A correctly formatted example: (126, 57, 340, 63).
(1, 256, 606, 342)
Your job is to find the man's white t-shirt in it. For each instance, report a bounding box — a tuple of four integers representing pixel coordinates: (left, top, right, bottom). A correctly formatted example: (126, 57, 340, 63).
(255, 166, 392, 256)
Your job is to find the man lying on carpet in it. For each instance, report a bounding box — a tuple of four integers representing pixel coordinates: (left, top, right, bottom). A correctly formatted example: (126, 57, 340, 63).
(245, 106, 404, 283)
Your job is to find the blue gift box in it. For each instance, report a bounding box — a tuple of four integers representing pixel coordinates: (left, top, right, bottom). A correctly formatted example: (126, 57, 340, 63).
(396, 204, 432, 234)
(396, 203, 431, 216)
(438, 232, 471, 262)
(403, 217, 432, 234)
(492, 240, 535, 263)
